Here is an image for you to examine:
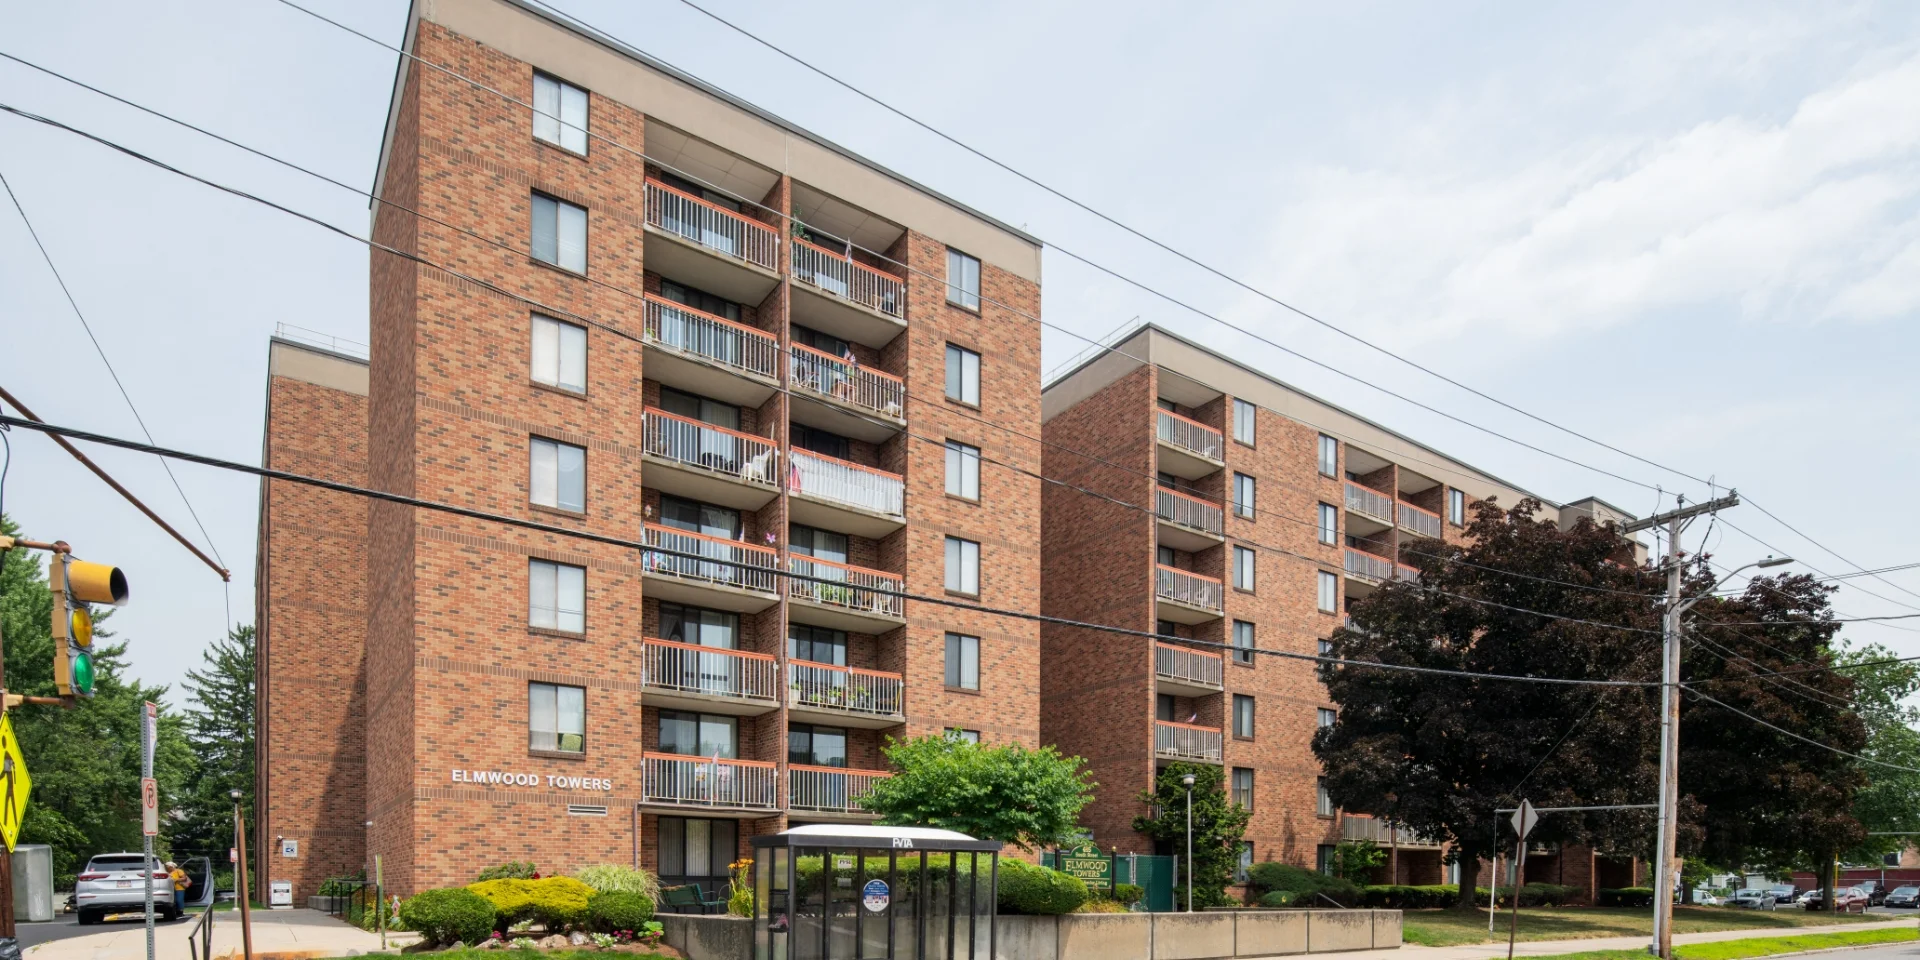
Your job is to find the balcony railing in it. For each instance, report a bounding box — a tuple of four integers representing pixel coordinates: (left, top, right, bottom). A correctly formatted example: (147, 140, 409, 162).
(643, 295, 777, 380)
(1156, 409, 1223, 462)
(642, 753, 778, 810)
(640, 638, 777, 704)
(787, 555, 904, 619)
(642, 408, 779, 486)
(1155, 487, 1224, 537)
(642, 523, 779, 594)
(1344, 547, 1394, 583)
(1345, 482, 1395, 524)
(788, 450, 904, 518)
(788, 765, 892, 815)
(788, 661, 905, 719)
(645, 179, 778, 271)
(788, 344, 905, 420)
(1342, 816, 1444, 849)
(1155, 564, 1223, 613)
(1155, 643, 1224, 690)
(1154, 721, 1223, 763)
(790, 238, 905, 318)
(1397, 501, 1441, 539)
(1396, 564, 1420, 583)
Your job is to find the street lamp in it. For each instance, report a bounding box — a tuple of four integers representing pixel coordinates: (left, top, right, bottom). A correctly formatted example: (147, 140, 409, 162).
(1182, 774, 1196, 913)
(232, 789, 253, 960)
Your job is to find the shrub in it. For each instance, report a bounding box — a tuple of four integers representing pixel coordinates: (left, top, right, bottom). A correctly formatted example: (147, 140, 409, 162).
(573, 864, 661, 902)
(997, 859, 1089, 915)
(398, 888, 496, 946)
(1359, 885, 1470, 909)
(1075, 898, 1129, 913)
(1600, 887, 1655, 908)
(1522, 883, 1576, 907)
(587, 891, 655, 933)
(476, 861, 540, 882)
(468, 876, 595, 931)
(1244, 862, 1361, 906)
(1258, 890, 1294, 908)
(1112, 883, 1145, 907)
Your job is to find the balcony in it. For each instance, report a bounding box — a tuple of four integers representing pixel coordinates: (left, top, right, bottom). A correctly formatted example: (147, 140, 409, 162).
(1155, 564, 1224, 625)
(639, 638, 778, 715)
(787, 344, 905, 443)
(1154, 720, 1223, 764)
(788, 766, 892, 819)
(1345, 482, 1395, 527)
(1397, 501, 1441, 540)
(1155, 487, 1225, 551)
(789, 238, 907, 348)
(787, 661, 906, 729)
(786, 555, 906, 633)
(641, 408, 780, 510)
(641, 523, 780, 612)
(1343, 547, 1394, 585)
(641, 296, 778, 407)
(787, 450, 905, 538)
(642, 179, 780, 304)
(641, 753, 778, 812)
(1342, 815, 1444, 850)
(1154, 642, 1224, 697)
(1155, 409, 1224, 479)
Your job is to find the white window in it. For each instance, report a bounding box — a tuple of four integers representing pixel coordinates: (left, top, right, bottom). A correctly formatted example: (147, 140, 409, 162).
(531, 192, 587, 273)
(529, 559, 585, 633)
(1318, 434, 1338, 477)
(945, 440, 981, 500)
(1318, 708, 1335, 729)
(532, 73, 589, 154)
(945, 536, 980, 595)
(531, 314, 587, 393)
(1232, 769, 1254, 810)
(1236, 841, 1255, 883)
(530, 437, 586, 512)
(1232, 620, 1255, 666)
(1233, 473, 1256, 518)
(1318, 503, 1338, 544)
(1233, 398, 1256, 446)
(1319, 637, 1333, 656)
(945, 344, 980, 405)
(1449, 488, 1466, 525)
(1317, 779, 1334, 817)
(1318, 570, 1337, 613)
(1233, 545, 1255, 591)
(946, 248, 981, 310)
(946, 728, 980, 744)
(529, 682, 585, 753)
(945, 633, 980, 690)
(1233, 694, 1255, 738)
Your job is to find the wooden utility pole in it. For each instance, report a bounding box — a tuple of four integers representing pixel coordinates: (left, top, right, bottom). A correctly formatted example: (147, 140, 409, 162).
(234, 794, 253, 960)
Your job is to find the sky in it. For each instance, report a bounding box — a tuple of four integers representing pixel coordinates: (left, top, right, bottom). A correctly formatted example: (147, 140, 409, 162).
(2, 0, 1919, 697)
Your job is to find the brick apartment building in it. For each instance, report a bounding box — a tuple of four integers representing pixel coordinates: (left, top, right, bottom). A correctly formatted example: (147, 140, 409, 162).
(1039, 323, 1644, 899)
(256, 0, 1044, 898)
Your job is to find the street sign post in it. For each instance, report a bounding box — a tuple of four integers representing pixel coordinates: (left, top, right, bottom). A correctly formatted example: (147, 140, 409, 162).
(141, 779, 159, 837)
(1506, 800, 1537, 960)
(142, 702, 156, 960)
(0, 713, 34, 853)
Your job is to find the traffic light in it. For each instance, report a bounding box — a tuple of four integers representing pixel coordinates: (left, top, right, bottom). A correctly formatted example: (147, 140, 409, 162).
(50, 555, 127, 699)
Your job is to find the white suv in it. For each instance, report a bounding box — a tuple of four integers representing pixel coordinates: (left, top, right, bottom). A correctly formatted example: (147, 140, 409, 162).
(75, 853, 179, 924)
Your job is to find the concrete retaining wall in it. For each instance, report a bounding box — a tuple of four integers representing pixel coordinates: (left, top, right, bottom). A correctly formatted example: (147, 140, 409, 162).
(990, 909, 1400, 960)
(660, 913, 753, 960)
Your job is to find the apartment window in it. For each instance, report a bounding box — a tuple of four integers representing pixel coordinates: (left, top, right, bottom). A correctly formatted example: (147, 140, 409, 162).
(657, 817, 737, 883)
(945, 440, 981, 500)
(532, 72, 589, 154)
(1449, 488, 1466, 526)
(1157, 545, 1177, 568)
(658, 386, 741, 430)
(1317, 780, 1334, 818)
(946, 248, 981, 310)
(1231, 768, 1254, 810)
(1231, 398, 1256, 446)
(658, 710, 737, 758)
(1318, 570, 1338, 613)
(1237, 842, 1255, 884)
(661, 604, 739, 651)
(1319, 637, 1333, 656)
(530, 314, 587, 393)
(528, 682, 585, 753)
(1318, 503, 1338, 544)
(1316, 844, 1335, 873)
(789, 624, 848, 666)
(1155, 693, 1177, 722)
(945, 536, 980, 595)
(1233, 695, 1255, 738)
(530, 437, 586, 513)
(789, 524, 849, 564)
(660, 279, 741, 322)
(1318, 434, 1338, 477)
(945, 632, 980, 690)
(945, 344, 981, 405)
(531, 192, 587, 273)
(1233, 473, 1256, 519)
(1232, 621, 1255, 666)
(1157, 619, 1179, 638)
(788, 723, 848, 768)
(1233, 546, 1255, 592)
(946, 728, 980, 745)
(528, 559, 585, 633)
(1318, 708, 1336, 729)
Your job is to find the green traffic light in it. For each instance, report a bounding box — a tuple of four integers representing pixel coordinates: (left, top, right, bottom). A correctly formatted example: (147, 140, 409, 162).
(70, 649, 94, 696)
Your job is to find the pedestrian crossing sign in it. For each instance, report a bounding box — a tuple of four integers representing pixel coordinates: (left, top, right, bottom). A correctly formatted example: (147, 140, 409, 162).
(0, 713, 32, 852)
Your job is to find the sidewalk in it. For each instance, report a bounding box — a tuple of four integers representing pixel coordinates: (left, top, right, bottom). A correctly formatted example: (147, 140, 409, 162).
(24, 909, 417, 960)
(1302, 917, 1920, 960)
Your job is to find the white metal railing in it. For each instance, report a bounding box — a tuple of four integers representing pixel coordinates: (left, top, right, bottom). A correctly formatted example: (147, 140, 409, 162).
(273, 322, 369, 360)
(1342, 816, 1444, 849)
(643, 296, 777, 380)
(1397, 502, 1441, 539)
(788, 661, 905, 718)
(1154, 721, 1223, 763)
(1156, 564, 1223, 612)
(790, 239, 905, 318)
(640, 638, 778, 704)
(1344, 548, 1394, 582)
(642, 408, 779, 485)
(1396, 564, 1420, 583)
(642, 753, 777, 810)
(788, 766, 892, 815)
(787, 555, 904, 619)
(788, 450, 903, 518)
(1156, 409, 1223, 462)
(788, 344, 905, 420)
(1345, 482, 1395, 524)
(1155, 487, 1224, 536)
(1155, 643, 1224, 689)
(645, 180, 778, 271)
(642, 523, 779, 593)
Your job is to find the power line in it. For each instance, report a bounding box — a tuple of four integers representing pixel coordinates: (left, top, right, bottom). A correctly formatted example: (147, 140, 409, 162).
(1714, 519, 1920, 620)
(1743, 495, 1920, 607)
(1681, 684, 1920, 775)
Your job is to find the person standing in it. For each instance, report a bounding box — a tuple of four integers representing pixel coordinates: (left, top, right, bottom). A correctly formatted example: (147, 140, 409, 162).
(166, 861, 188, 915)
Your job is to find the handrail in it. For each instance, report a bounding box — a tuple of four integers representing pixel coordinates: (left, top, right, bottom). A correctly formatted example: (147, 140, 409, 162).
(1397, 500, 1442, 539)
(1159, 486, 1218, 507)
(788, 449, 905, 518)
(643, 407, 772, 445)
(640, 638, 778, 703)
(790, 238, 905, 318)
(1397, 499, 1439, 518)
(790, 447, 901, 480)
(1155, 642, 1224, 688)
(1345, 544, 1393, 562)
(1155, 563, 1222, 584)
(786, 555, 905, 619)
(642, 636, 776, 660)
(1155, 408, 1224, 461)
(787, 765, 892, 814)
(1155, 487, 1224, 536)
(644, 179, 778, 271)
(789, 342, 904, 385)
(642, 751, 776, 769)
(642, 523, 779, 593)
(1157, 408, 1217, 431)
(790, 658, 903, 682)
(642, 293, 767, 337)
(789, 553, 895, 582)
(788, 660, 905, 718)
(788, 344, 906, 420)
(641, 522, 778, 556)
(1345, 482, 1396, 523)
(1156, 719, 1218, 732)
(186, 899, 215, 960)
(788, 763, 892, 776)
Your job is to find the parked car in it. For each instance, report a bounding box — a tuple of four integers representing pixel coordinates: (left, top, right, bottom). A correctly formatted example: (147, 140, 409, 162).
(1730, 888, 1778, 910)
(1806, 886, 1871, 913)
(74, 853, 179, 925)
(1769, 885, 1801, 907)
(1883, 886, 1920, 908)
(1858, 880, 1884, 905)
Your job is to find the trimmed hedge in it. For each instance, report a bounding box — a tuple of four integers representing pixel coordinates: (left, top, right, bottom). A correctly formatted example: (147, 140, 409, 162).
(468, 876, 595, 930)
(587, 891, 655, 933)
(997, 860, 1090, 915)
(1359, 885, 1478, 909)
(1245, 862, 1362, 907)
(1112, 883, 1145, 907)
(398, 887, 496, 946)
(1600, 887, 1655, 907)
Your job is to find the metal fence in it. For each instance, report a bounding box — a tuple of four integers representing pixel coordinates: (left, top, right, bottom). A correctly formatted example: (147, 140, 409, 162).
(642, 753, 778, 810)
(1154, 643, 1224, 689)
(1156, 409, 1223, 461)
(645, 179, 778, 270)
(788, 344, 905, 419)
(643, 296, 777, 380)
(1155, 487, 1224, 536)
(788, 450, 904, 517)
(786, 555, 904, 619)
(1155, 565, 1223, 612)
(788, 661, 905, 718)
(790, 239, 904, 317)
(640, 638, 778, 704)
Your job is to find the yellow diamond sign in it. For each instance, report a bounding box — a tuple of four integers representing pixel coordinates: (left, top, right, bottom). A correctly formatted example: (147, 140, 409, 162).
(0, 713, 32, 852)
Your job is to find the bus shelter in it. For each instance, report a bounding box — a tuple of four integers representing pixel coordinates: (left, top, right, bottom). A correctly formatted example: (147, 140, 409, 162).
(752, 825, 998, 960)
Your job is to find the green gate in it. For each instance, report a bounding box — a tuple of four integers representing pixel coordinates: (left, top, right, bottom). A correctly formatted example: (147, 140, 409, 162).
(1041, 851, 1176, 912)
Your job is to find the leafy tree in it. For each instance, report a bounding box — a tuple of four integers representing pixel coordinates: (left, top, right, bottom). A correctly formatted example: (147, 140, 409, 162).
(861, 734, 1095, 851)
(1133, 763, 1248, 909)
(1331, 839, 1386, 882)
(1830, 643, 1920, 866)
(171, 624, 255, 858)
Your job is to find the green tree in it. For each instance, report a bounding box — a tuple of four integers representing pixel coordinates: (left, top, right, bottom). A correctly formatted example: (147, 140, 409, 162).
(171, 624, 255, 859)
(861, 734, 1095, 851)
(1133, 763, 1248, 909)
(1332, 839, 1386, 882)
(1831, 642, 1920, 866)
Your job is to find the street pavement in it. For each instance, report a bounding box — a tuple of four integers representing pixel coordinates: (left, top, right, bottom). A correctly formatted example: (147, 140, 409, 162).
(21, 908, 415, 960)
(1264, 916, 1920, 960)
(15, 911, 192, 950)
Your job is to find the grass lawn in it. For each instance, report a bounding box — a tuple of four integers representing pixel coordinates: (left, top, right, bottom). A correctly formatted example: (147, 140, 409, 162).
(1402, 906, 1889, 947)
(1504, 926, 1919, 960)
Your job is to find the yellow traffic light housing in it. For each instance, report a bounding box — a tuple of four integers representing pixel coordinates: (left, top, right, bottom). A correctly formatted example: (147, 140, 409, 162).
(51, 556, 122, 699)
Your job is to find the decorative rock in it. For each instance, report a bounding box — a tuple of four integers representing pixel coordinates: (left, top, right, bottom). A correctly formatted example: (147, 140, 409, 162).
(541, 934, 571, 949)
(569, 932, 590, 946)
